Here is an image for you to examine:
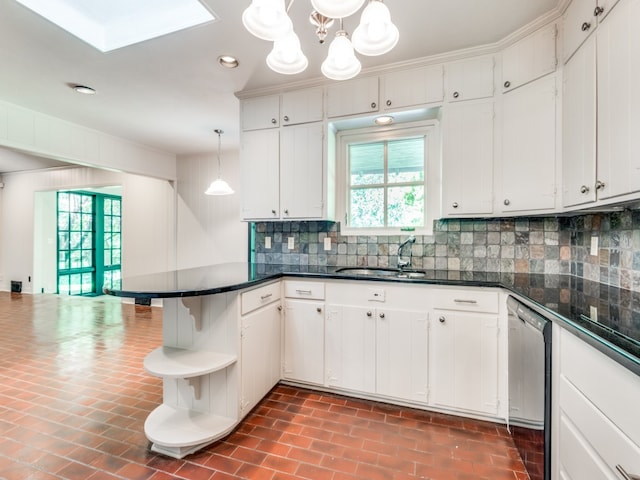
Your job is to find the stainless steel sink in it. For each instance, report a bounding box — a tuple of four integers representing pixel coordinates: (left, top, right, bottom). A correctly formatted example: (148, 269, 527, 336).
(335, 267, 426, 279)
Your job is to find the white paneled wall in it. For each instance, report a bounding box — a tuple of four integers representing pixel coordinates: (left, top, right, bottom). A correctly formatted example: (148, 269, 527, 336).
(176, 151, 247, 268)
(0, 166, 176, 293)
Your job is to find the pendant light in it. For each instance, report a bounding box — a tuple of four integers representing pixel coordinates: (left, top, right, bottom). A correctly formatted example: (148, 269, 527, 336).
(352, 0, 399, 56)
(266, 30, 308, 74)
(205, 129, 234, 196)
(242, 0, 292, 41)
(321, 25, 361, 81)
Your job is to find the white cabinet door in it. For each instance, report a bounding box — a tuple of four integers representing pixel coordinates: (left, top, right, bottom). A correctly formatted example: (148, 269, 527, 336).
(563, 0, 597, 63)
(441, 100, 494, 216)
(596, 0, 640, 201)
(325, 304, 376, 393)
(241, 95, 280, 130)
(502, 23, 557, 92)
(376, 308, 428, 403)
(282, 299, 325, 385)
(500, 75, 557, 213)
(381, 65, 444, 110)
(327, 76, 379, 118)
(445, 56, 494, 102)
(429, 311, 499, 416)
(281, 87, 323, 126)
(280, 122, 324, 219)
(240, 129, 280, 220)
(241, 301, 281, 416)
(562, 35, 597, 208)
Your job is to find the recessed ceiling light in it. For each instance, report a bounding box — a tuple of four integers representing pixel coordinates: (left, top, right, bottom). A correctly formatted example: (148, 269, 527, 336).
(218, 55, 239, 69)
(375, 115, 394, 126)
(14, 0, 217, 52)
(73, 85, 96, 95)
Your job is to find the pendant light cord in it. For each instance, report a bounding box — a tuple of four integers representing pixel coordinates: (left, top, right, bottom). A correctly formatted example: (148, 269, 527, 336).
(215, 128, 223, 178)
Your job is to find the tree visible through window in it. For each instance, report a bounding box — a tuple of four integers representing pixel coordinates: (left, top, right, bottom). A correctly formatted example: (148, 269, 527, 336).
(348, 136, 425, 229)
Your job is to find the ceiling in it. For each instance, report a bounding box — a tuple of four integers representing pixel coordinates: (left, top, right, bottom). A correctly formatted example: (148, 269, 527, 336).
(0, 0, 563, 173)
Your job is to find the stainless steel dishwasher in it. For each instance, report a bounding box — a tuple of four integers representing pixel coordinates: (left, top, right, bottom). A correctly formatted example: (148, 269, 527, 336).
(507, 296, 552, 480)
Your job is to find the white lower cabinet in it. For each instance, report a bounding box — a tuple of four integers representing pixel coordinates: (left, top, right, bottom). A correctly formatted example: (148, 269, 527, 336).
(240, 283, 282, 416)
(554, 326, 640, 480)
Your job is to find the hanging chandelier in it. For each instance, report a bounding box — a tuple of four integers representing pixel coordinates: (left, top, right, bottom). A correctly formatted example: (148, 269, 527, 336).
(242, 0, 399, 81)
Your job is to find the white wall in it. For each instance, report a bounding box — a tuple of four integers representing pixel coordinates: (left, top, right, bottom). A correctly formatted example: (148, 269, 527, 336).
(0, 166, 176, 293)
(176, 150, 247, 268)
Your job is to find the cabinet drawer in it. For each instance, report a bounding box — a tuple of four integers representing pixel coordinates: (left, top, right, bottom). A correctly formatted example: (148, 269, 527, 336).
(241, 282, 281, 315)
(284, 280, 325, 300)
(432, 288, 499, 313)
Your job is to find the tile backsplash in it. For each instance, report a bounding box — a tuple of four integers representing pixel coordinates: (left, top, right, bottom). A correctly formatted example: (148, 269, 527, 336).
(252, 209, 640, 292)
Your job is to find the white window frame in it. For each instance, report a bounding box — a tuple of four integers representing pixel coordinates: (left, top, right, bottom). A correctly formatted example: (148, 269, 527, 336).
(336, 120, 440, 236)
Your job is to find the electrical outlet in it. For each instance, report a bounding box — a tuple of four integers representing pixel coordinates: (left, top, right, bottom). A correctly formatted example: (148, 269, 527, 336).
(324, 237, 331, 251)
(265, 236, 271, 249)
(590, 305, 598, 321)
(288, 237, 295, 249)
(590, 236, 599, 256)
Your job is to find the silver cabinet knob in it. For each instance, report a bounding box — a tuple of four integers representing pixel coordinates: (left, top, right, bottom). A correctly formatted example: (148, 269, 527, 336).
(439, 316, 446, 323)
(277, 305, 282, 311)
(371, 102, 377, 109)
(316, 307, 322, 313)
(595, 180, 606, 190)
(283, 115, 289, 122)
(271, 118, 277, 124)
(386, 100, 392, 106)
(284, 209, 289, 215)
(452, 202, 459, 209)
(580, 185, 590, 194)
(504, 199, 511, 206)
(581, 21, 591, 31)
(452, 91, 460, 99)
(594, 6, 604, 16)
(366, 311, 372, 317)
(379, 312, 385, 319)
(271, 209, 277, 215)
(504, 81, 511, 88)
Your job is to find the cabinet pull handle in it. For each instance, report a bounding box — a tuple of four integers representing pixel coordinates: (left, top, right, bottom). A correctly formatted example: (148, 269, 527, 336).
(295, 289, 312, 295)
(316, 307, 322, 313)
(616, 465, 640, 480)
(283, 115, 289, 122)
(277, 305, 282, 311)
(366, 311, 372, 317)
(271, 209, 277, 215)
(594, 6, 604, 16)
(271, 118, 277, 124)
(581, 21, 591, 31)
(452, 91, 460, 99)
(454, 299, 478, 304)
(439, 316, 446, 323)
(284, 209, 289, 215)
(371, 102, 377, 109)
(504, 80, 511, 88)
(452, 202, 459, 209)
(580, 185, 590, 194)
(260, 293, 273, 300)
(386, 100, 392, 106)
(595, 180, 606, 191)
(379, 312, 385, 319)
(504, 199, 511, 206)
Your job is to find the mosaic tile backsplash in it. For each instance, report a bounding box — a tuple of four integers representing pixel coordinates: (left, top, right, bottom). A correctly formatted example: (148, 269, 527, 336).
(252, 209, 640, 292)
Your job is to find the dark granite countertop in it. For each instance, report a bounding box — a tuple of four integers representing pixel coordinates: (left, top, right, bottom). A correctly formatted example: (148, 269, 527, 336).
(105, 262, 640, 376)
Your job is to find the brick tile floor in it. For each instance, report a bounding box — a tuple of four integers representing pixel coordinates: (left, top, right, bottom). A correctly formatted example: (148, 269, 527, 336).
(0, 292, 528, 479)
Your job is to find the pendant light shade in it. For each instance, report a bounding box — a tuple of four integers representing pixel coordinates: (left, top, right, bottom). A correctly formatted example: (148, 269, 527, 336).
(242, 0, 292, 41)
(310, 0, 366, 19)
(321, 30, 361, 81)
(352, 0, 399, 56)
(267, 31, 308, 74)
(205, 129, 234, 196)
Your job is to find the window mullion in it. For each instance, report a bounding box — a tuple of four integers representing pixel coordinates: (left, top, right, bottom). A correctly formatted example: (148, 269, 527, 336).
(383, 141, 389, 228)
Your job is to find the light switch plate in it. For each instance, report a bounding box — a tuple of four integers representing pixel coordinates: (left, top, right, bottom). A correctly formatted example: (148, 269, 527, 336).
(288, 237, 295, 249)
(369, 288, 385, 302)
(324, 237, 331, 251)
(265, 236, 271, 249)
(590, 236, 598, 256)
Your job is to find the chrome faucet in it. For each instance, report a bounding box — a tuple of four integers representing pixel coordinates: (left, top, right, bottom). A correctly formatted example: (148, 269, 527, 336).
(397, 235, 416, 270)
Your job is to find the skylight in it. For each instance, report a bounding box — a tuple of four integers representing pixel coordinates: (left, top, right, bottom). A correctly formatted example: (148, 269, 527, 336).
(15, 0, 217, 52)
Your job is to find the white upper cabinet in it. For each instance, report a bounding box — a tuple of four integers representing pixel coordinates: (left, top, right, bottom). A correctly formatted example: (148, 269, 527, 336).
(595, 0, 640, 201)
(445, 56, 495, 102)
(280, 87, 323, 126)
(500, 75, 557, 213)
(380, 65, 444, 110)
(502, 23, 557, 92)
(327, 76, 379, 118)
(241, 95, 280, 130)
(240, 129, 280, 220)
(441, 99, 494, 216)
(562, 35, 597, 208)
(563, 0, 621, 63)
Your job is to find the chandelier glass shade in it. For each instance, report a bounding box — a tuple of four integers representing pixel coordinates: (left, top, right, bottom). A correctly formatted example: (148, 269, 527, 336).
(242, 0, 398, 81)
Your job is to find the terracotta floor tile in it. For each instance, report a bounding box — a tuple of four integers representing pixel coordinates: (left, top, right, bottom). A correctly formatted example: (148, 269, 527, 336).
(0, 293, 529, 480)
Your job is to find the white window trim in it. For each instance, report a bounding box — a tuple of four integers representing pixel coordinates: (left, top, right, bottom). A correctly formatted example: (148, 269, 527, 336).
(336, 120, 440, 237)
